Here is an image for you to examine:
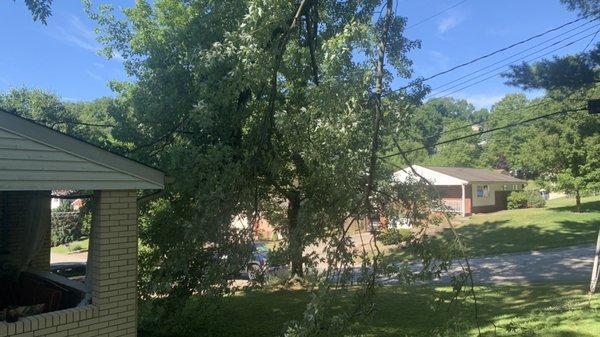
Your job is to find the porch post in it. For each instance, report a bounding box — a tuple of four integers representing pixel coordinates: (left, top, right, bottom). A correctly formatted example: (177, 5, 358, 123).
(461, 184, 466, 217)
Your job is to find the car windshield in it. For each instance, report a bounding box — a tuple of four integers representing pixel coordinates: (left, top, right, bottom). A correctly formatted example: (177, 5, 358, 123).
(254, 242, 269, 253)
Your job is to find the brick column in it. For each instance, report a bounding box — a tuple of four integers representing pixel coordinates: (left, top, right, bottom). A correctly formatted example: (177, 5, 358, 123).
(88, 190, 138, 336)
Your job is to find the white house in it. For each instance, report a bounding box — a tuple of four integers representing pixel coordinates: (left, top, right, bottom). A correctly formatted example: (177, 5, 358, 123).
(394, 165, 526, 216)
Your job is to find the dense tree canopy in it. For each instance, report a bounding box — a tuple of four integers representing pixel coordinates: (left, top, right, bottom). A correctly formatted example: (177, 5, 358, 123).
(83, 2, 427, 323)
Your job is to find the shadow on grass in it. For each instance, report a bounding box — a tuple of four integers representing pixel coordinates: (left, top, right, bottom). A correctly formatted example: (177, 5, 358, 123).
(140, 284, 599, 337)
(369, 284, 599, 337)
(438, 217, 598, 257)
(550, 198, 600, 213)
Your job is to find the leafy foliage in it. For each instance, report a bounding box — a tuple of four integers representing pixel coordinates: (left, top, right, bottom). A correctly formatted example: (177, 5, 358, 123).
(507, 190, 546, 210)
(51, 211, 85, 246)
(13, 0, 53, 24)
(378, 228, 412, 245)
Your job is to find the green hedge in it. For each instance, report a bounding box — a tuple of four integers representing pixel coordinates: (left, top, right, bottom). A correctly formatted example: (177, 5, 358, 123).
(507, 190, 546, 210)
(379, 228, 413, 245)
(51, 211, 90, 246)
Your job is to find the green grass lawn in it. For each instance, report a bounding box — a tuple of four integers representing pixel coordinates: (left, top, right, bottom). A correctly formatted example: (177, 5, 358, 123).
(50, 238, 89, 254)
(446, 196, 600, 257)
(139, 283, 600, 337)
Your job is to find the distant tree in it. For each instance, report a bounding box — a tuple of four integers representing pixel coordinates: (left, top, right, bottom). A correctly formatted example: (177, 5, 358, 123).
(504, 0, 600, 90)
(0, 88, 73, 131)
(414, 98, 488, 167)
(480, 94, 536, 176)
(518, 90, 600, 212)
(0, 88, 114, 146)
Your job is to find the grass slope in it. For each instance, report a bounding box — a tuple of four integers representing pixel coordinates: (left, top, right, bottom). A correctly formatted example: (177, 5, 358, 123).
(50, 238, 89, 254)
(448, 196, 600, 257)
(140, 284, 600, 337)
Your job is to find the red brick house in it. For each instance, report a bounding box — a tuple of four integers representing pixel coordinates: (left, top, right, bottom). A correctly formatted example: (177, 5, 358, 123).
(394, 166, 526, 216)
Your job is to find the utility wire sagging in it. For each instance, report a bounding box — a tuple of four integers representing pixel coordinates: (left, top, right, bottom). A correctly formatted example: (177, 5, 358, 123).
(387, 14, 597, 96)
(382, 106, 588, 158)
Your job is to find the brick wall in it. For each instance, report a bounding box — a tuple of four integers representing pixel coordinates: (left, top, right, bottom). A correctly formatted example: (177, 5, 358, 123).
(1, 190, 139, 337)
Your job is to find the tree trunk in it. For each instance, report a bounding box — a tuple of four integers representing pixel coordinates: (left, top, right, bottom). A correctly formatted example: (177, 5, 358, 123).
(590, 226, 600, 294)
(575, 189, 581, 213)
(288, 195, 303, 278)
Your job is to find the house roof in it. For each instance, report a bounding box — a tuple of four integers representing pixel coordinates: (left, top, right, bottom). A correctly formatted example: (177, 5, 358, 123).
(0, 108, 165, 190)
(424, 166, 526, 183)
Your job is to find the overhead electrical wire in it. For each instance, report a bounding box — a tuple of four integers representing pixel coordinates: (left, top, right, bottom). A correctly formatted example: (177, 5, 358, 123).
(427, 17, 600, 96)
(429, 29, 600, 100)
(390, 91, 582, 149)
(384, 17, 600, 149)
(382, 105, 587, 158)
(384, 14, 595, 96)
(405, 0, 469, 30)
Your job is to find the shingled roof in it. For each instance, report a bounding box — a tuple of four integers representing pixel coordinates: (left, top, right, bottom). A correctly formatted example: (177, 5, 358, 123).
(425, 166, 525, 183)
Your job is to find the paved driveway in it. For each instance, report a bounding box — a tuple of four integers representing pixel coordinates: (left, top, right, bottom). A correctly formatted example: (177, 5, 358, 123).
(451, 244, 595, 284)
(375, 244, 596, 285)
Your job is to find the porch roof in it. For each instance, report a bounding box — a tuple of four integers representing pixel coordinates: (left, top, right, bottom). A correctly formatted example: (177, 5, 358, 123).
(0, 108, 165, 190)
(394, 165, 526, 186)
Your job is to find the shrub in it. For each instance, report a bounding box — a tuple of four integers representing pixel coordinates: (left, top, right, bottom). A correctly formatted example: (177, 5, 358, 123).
(51, 211, 84, 246)
(378, 228, 413, 245)
(507, 190, 546, 209)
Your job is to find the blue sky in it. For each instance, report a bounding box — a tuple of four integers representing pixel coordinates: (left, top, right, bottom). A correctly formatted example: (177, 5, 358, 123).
(0, 0, 590, 108)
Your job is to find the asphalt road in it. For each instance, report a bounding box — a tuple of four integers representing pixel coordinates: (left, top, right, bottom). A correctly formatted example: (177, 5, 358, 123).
(52, 242, 596, 285)
(451, 244, 596, 284)
(376, 244, 596, 285)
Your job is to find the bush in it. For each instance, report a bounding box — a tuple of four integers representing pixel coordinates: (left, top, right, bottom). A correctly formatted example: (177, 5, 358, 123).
(378, 228, 413, 245)
(507, 190, 546, 210)
(51, 211, 84, 246)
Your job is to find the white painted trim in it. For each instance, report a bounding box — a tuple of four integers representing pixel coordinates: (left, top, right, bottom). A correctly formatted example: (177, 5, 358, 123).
(0, 111, 164, 189)
(394, 165, 468, 185)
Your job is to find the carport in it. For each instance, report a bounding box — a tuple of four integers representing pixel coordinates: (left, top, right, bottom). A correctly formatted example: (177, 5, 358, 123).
(0, 110, 164, 337)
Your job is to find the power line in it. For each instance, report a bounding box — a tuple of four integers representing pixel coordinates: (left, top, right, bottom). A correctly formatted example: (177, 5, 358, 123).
(388, 95, 577, 153)
(391, 87, 583, 150)
(429, 30, 600, 100)
(385, 14, 595, 96)
(583, 29, 600, 52)
(428, 18, 600, 96)
(405, 0, 469, 30)
(382, 106, 586, 158)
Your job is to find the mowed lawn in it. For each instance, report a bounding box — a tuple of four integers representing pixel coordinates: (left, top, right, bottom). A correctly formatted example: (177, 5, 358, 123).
(140, 284, 600, 337)
(50, 238, 89, 254)
(446, 196, 600, 257)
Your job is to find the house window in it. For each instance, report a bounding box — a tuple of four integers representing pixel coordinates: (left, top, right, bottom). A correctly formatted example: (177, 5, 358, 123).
(477, 185, 489, 198)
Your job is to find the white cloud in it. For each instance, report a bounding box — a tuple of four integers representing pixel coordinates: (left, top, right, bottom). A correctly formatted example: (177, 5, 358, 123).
(428, 50, 450, 68)
(48, 15, 123, 61)
(50, 15, 99, 53)
(463, 93, 505, 109)
(438, 12, 465, 34)
(450, 93, 505, 109)
(85, 70, 103, 82)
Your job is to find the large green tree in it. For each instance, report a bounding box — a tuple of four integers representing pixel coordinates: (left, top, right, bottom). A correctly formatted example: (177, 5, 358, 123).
(86, 0, 424, 312)
(401, 98, 488, 167)
(518, 90, 600, 211)
(479, 94, 535, 176)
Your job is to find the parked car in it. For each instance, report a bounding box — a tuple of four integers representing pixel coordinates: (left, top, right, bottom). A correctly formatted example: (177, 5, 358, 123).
(245, 241, 289, 281)
(50, 262, 87, 283)
(50, 244, 279, 283)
